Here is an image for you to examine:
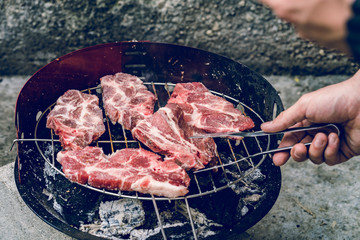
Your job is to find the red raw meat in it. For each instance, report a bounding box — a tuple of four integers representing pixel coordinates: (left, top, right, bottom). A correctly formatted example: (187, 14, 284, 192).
(168, 82, 255, 134)
(57, 147, 190, 198)
(101, 72, 156, 130)
(132, 103, 217, 171)
(46, 90, 105, 150)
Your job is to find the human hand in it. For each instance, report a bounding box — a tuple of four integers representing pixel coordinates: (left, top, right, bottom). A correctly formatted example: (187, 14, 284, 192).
(259, 0, 355, 54)
(261, 70, 360, 166)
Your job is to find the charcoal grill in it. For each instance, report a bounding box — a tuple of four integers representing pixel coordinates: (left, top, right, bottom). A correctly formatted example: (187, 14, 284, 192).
(13, 42, 283, 239)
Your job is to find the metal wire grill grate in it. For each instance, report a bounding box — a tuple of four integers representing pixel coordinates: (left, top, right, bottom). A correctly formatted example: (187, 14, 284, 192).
(28, 82, 271, 202)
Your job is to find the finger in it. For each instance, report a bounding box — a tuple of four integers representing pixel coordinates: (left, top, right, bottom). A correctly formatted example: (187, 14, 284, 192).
(259, 0, 288, 11)
(289, 134, 313, 162)
(324, 132, 341, 166)
(308, 132, 328, 164)
(258, 0, 302, 22)
(272, 151, 290, 166)
(272, 125, 307, 166)
(261, 100, 307, 133)
(290, 143, 308, 162)
(258, 0, 277, 7)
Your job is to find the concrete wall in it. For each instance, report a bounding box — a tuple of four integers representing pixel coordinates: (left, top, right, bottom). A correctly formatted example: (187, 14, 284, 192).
(1, 0, 358, 76)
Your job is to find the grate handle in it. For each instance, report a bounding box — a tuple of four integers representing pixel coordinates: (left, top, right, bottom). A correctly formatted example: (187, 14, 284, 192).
(194, 123, 340, 173)
(191, 123, 339, 139)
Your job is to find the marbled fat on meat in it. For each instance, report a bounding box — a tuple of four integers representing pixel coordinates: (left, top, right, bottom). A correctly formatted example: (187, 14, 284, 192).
(57, 147, 190, 198)
(101, 72, 156, 130)
(46, 90, 105, 150)
(132, 103, 217, 171)
(168, 82, 255, 134)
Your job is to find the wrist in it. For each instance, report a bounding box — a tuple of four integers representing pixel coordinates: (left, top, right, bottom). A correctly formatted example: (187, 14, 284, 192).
(347, 70, 360, 101)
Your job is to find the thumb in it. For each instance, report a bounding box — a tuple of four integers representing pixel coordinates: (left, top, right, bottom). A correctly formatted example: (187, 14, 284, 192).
(261, 100, 307, 132)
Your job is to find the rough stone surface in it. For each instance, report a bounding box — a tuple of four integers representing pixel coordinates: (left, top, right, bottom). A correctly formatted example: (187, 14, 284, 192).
(0, 76, 27, 167)
(0, 163, 73, 240)
(0, 0, 358, 76)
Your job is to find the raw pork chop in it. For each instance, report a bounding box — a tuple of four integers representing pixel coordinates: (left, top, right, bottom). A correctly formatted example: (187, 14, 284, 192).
(132, 103, 217, 171)
(101, 72, 156, 130)
(168, 82, 255, 134)
(46, 90, 105, 150)
(57, 147, 190, 198)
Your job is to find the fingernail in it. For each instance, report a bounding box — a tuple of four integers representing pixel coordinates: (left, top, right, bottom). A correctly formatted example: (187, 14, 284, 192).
(261, 121, 273, 129)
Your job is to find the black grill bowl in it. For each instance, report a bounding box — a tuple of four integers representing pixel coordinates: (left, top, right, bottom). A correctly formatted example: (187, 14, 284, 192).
(14, 42, 283, 239)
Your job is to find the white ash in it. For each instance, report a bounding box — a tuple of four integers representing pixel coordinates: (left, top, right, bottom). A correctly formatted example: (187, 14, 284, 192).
(43, 161, 60, 192)
(130, 227, 160, 239)
(42, 143, 55, 160)
(227, 168, 265, 195)
(175, 201, 222, 238)
(227, 168, 266, 217)
(35, 111, 43, 121)
(42, 188, 54, 201)
(244, 168, 266, 182)
(198, 228, 218, 239)
(96, 84, 102, 94)
(43, 161, 58, 179)
(86, 211, 96, 223)
(236, 103, 245, 113)
(164, 83, 175, 93)
(80, 199, 145, 239)
(80, 200, 223, 240)
(100, 199, 145, 235)
(241, 206, 249, 216)
(243, 194, 262, 202)
(139, 206, 221, 239)
(130, 221, 216, 240)
(20, 148, 33, 155)
(235, 139, 241, 146)
(80, 221, 103, 237)
(225, 168, 242, 179)
(53, 198, 63, 216)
